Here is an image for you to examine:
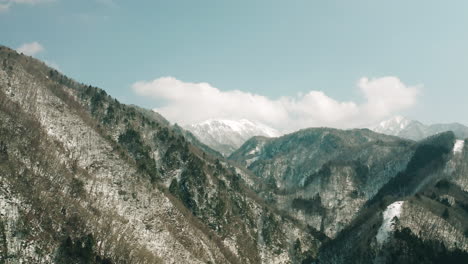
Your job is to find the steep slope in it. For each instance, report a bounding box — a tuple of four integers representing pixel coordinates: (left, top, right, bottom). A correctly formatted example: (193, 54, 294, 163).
(0, 46, 318, 263)
(230, 127, 468, 263)
(230, 128, 416, 238)
(372, 116, 468, 140)
(2, 45, 467, 264)
(172, 124, 224, 159)
(186, 119, 280, 156)
(232, 125, 468, 262)
(318, 133, 468, 264)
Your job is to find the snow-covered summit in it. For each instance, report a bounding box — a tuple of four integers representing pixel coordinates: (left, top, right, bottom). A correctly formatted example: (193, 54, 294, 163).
(371, 116, 468, 141)
(186, 119, 280, 156)
(372, 116, 413, 135)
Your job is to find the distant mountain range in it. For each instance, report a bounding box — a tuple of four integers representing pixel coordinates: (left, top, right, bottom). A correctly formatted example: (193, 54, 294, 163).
(2, 45, 468, 263)
(372, 116, 468, 140)
(184, 116, 468, 158)
(185, 116, 468, 157)
(185, 119, 280, 156)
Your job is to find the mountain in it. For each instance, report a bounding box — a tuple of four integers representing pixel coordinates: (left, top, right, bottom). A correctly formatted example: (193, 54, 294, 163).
(185, 119, 280, 156)
(2, 44, 468, 264)
(172, 124, 225, 159)
(229, 128, 417, 237)
(0, 46, 318, 263)
(318, 134, 468, 264)
(372, 116, 468, 140)
(372, 116, 417, 135)
(230, 128, 468, 263)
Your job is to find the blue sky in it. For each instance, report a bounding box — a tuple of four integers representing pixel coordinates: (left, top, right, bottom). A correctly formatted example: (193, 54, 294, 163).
(1, 0, 468, 130)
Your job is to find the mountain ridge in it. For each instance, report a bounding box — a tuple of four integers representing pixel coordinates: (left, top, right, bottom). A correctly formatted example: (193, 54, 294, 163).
(185, 118, 280, 156)
(230, 125, 468, 263)
(372, 116, 468, 141)
(0, 45, 319, 263)
(1, 45, 468, 263)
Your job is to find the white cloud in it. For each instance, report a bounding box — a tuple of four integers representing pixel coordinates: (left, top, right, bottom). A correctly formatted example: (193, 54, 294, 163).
(17, 41, 44, 56)
(16, 42, 61, 70)
(132, 76, 420, 132)
(359, 77, 420, 119)
(0, 0, 54, 12)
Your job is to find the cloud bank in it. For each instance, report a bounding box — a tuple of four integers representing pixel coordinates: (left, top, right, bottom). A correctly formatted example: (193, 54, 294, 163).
(132, 76, 420, 132)
(17, 41, 44, 56)
(16, 42, 60, 71)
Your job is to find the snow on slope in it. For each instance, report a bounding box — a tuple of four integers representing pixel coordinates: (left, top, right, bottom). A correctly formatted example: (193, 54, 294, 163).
(372, 116, 468, 141)
(372, 116, 413, 135)
(186, 119, 280, 156)
(454, 139, 465, 153)
(376, 201, 404, 245)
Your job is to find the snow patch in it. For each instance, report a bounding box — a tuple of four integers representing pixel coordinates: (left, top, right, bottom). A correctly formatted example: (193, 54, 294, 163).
(453, 140, 464, 153)
(248, 145, 261, 155)
(376, 201, 404, 245)
(245, 156, 258, 166)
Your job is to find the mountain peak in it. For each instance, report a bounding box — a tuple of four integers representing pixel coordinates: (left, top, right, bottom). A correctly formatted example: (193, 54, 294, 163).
(186, 118, 280, 156)
(372, 116, 468, 140)
(373, 116, 414, 134)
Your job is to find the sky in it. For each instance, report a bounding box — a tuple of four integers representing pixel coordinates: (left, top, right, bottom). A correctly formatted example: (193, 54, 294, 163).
(1, 0, 468, 132)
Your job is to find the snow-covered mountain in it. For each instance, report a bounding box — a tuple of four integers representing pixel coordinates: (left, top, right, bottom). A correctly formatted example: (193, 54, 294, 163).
(372, 116, 468, 140)
(3, 46, 468, 263)
(372, 116, 415, 135)
(0, 46, 320, 263)
(186, 119, 280, 156)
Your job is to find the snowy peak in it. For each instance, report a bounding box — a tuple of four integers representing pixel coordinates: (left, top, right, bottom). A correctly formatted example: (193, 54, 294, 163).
(186, 119, 280, 156)
(372, 116, 414, 135)
(198, 118, 279, 138)
(371, 116, 468, 141)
